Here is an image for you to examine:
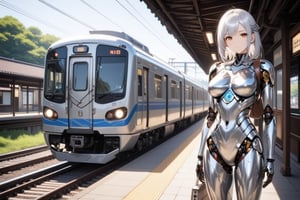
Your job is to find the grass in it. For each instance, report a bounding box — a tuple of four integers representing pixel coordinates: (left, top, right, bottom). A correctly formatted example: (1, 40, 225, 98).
(0, 130, 45, 154)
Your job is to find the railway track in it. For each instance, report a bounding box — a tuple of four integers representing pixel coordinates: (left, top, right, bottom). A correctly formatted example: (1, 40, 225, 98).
(0, 135, 171, 199)
(0, 145, 48, 162)
(0, 155, 132, 200)
(0, 146, 54, 176)
(0, 119, 201, 199)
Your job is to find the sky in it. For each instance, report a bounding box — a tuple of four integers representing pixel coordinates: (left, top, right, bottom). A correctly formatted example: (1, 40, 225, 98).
(0, 0, 208, 81)
(0, 0, 196, 62)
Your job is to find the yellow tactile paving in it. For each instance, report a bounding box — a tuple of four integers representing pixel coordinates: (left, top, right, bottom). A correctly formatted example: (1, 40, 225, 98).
(123, 127, 200, 200)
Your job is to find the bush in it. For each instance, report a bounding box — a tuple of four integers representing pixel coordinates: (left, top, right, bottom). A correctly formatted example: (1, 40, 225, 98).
(0, 130, 45, 154)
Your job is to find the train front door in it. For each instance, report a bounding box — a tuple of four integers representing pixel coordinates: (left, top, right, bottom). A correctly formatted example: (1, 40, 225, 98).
(68, 57, 93, 130)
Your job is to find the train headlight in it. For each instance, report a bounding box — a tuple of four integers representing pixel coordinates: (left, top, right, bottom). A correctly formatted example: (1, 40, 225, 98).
(115, 109, 125, 119)
(43, 107, 58, 120)
(106, 107, 127, 120)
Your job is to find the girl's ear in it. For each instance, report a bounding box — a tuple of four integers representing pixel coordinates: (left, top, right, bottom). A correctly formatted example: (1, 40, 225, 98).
(251, 33, 255, 43)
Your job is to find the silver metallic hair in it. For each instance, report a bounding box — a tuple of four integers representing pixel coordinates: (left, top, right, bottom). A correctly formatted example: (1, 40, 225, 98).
(217, 8, 262, 62)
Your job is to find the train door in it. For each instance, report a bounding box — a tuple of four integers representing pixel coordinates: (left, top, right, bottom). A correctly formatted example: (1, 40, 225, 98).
(179, 81, 183, 117)
(68, 57, 93, 130)
(137, 67, 149, 128)
(165, 75, 168, 122)
(192, 86, 194, 114)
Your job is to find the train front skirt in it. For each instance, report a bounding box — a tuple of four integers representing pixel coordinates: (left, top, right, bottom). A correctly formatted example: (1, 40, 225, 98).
(50, 148, 120, 164)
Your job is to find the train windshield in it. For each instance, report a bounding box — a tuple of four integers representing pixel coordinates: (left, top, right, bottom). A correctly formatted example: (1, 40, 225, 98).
(44, 47, 67, 103)
(95, 45, 128, 104)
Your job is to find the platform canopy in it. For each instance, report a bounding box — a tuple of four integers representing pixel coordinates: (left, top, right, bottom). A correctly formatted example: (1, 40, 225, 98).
(142, 0, 300, 74)
(0, 57, 43, 87)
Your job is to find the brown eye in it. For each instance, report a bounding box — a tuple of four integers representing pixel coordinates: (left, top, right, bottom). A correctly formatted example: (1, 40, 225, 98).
(240, 33, 248, 37)
(225, 36, 232, 41)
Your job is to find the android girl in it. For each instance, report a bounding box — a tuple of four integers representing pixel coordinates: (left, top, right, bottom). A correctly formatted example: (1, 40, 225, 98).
(196, 8, 276, 200)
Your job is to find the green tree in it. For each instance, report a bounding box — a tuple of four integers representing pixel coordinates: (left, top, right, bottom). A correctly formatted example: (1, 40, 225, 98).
(39, 34, 59, 49)
(29, 46, 46, 64)
(0, 16, 25, 35)
(0, 16, 59, 65)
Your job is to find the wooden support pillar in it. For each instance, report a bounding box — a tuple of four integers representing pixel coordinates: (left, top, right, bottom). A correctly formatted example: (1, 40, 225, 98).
(281, 12, 291, 176)
(26, 85, 29, 113)
(12, 80, 16, 117)
(38, 82, 42, 113)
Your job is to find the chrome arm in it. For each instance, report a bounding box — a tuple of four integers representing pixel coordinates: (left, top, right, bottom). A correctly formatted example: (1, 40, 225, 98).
(261, 60, 276, 187)
(198, 96, 217, 158)
(196, 96, 217, 182)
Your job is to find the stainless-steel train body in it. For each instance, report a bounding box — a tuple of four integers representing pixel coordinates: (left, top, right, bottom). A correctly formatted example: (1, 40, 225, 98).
(43, 31, 208, 164)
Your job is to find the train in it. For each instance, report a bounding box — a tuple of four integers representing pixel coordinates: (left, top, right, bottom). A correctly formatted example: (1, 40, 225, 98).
(42, 31, 208, 164)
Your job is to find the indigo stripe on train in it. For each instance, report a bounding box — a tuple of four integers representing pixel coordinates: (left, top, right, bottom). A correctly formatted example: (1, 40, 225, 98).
(43, 104, 137, 127)
(43, 101, 200, 127)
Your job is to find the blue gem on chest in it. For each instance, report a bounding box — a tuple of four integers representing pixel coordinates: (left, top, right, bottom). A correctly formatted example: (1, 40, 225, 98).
(222, 89, 235, 103)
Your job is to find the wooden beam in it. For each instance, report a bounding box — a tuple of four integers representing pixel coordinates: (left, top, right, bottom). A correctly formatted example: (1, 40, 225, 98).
(281, 12, 291, 176)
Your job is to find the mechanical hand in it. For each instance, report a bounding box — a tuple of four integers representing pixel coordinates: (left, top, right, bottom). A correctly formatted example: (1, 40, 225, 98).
(196, 156, 205, 183)
(263, 159, 274, 188)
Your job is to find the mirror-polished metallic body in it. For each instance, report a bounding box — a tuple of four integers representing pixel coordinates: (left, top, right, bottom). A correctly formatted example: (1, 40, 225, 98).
(197, 59, 276, 200)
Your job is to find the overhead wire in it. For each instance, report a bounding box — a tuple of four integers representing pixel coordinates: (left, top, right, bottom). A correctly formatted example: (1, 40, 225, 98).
(39, 0, 96, 31)
(116, 0, 187, 61)
(80, 0, 124, 31)
(0, 0, 68, 35)
(78, 0, 179, 60)
(124, 0, 161, 35)
(1, 0, 191, 62)
(115, 0, 168, 46)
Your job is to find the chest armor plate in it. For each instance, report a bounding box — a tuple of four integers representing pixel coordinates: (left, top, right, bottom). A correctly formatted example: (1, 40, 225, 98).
(207, 64, 258, 164)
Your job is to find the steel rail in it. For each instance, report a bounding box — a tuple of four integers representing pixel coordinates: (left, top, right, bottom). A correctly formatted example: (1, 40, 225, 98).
(0, 145, 48, 162)
(0, 154, 54, 175)
(0, 161, 70, 195)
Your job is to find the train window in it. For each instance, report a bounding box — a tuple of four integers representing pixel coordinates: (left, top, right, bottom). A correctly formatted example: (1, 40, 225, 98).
(73, 62, 88, 91)
(138, 68, 143, 96)
(178, 82, 182, 101)
(171, 80, 177, 99)
(95, 56, 127, 104)
(185, 85, 191, 100)
(154, 74, 162, 98)
(44, 47, 67, 103)
(95, 45, 128, 104)
(44, 62, 65, 102)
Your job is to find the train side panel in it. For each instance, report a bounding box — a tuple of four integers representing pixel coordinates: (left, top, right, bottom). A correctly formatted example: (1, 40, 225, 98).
(42, 32, 208, 164)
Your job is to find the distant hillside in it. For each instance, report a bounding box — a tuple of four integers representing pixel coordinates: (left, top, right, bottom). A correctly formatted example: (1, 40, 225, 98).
(0, 16, 59, 66)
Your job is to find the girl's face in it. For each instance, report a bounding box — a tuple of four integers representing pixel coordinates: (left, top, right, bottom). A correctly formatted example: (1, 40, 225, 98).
(224, 24, 253, 54)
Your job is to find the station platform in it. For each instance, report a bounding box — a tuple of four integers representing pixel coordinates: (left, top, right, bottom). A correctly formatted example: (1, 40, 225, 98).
(0, 112, 42, 119)
(72, 120, 300, 200)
